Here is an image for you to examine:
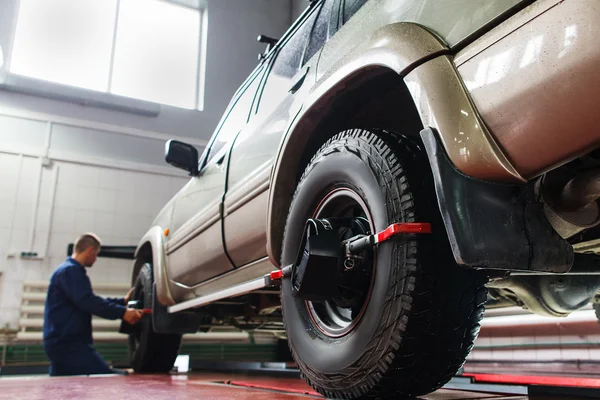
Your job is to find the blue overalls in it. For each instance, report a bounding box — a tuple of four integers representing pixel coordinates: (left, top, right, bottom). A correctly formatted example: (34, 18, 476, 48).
(43, 257, 126, 376)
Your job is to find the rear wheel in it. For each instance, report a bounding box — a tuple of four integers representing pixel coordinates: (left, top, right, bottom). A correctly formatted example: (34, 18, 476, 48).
(281, 129, 487, 398)
(128, 263, 182, 373)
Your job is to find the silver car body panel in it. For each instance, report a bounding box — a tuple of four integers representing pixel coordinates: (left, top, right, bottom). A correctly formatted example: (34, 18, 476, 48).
(456, 0, 600, 178)
(142, 0, 534, 305)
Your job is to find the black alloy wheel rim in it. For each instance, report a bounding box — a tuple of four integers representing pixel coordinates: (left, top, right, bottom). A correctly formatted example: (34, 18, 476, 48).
(306, 187, 376, 337)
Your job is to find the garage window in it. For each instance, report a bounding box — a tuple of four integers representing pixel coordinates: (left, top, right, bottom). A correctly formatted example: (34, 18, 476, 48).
(10, 0, 117, 92)
(10, 0, 204, 110)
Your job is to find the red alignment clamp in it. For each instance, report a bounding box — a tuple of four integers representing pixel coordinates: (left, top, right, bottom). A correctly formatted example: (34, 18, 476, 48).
(267, 224, 431, 282)
(347, 222, 431, 253)
(268, 265, 293, 282)
(375, 222, 432, 243)
(270, 270, 283, 280)
(141, 308, 152, 315)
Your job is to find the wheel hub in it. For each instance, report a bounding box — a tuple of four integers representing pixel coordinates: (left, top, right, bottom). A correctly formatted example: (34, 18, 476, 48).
(304, 188, 376, 337)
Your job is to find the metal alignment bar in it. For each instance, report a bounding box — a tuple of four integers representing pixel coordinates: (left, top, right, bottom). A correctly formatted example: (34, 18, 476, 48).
(168, 276, 270, 314)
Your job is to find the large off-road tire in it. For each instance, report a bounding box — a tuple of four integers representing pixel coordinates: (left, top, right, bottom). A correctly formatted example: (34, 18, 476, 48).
(128, 263, 182, 373)
(281, 129, 488, 398)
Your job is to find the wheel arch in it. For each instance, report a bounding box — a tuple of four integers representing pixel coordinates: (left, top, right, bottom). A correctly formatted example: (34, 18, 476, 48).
(266, 67, 423, 266)
(266, 22, 525, 266)
(266, 23, 445, 266)
(133, 226, 175, 306)
(132, 243, 151, 285)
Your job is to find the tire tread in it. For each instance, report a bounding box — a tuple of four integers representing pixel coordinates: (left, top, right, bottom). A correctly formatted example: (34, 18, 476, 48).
(129, 263, 182, 373)
(283, 129, 487, 398)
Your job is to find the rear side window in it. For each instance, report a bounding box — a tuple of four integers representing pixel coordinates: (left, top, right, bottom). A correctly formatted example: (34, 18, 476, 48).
(257, 8, 319, 114)
(273, 9, 318, 78)
(304, 0, 335, 65)
(205, 69, 263, 163)
(342, 0, 368, 24)
(329, 0, 367, 38)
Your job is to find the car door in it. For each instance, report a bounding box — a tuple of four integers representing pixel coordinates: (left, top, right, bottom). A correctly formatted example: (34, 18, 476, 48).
(166, 65, 266, 288)
(222, 0, 336, 267)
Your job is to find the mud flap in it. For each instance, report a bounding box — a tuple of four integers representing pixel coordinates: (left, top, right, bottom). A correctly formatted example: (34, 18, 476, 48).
(420, 127, 573, 273)
(151, 284, 204, 334)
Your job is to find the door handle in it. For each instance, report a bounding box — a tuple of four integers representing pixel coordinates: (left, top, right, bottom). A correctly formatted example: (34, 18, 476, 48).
(289, 67, 310, 94)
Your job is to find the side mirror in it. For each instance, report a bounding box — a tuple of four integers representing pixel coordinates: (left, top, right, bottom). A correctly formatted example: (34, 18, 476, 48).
(165, 140, 199, 176)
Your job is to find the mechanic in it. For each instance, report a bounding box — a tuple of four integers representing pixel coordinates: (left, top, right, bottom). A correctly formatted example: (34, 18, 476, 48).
(43, 233, 143, 376)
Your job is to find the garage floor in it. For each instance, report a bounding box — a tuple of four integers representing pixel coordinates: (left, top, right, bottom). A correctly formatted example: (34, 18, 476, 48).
(0, 371, 591, 400)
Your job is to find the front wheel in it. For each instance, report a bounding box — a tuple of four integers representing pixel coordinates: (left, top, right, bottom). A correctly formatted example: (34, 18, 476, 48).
(128, 263, 182, 373)
(281, 129, 487, 398)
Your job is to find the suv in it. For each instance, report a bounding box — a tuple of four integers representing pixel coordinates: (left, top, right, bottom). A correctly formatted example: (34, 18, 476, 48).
(126, 0, 600, 398)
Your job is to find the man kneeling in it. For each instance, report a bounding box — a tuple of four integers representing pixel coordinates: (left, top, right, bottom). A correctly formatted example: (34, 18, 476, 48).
(43, 233, 143, 376)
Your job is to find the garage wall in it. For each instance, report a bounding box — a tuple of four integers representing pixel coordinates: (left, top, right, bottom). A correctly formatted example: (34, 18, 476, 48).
(0, 0, 293, 141)
(0, 115, 192, 330)
(467, 308, 600, 371)
(0, 0, 295, 331)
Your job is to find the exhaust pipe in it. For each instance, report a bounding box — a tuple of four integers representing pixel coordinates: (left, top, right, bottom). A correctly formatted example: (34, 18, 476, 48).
(556, 169, 600, 212)
(542, 169, 600, 239)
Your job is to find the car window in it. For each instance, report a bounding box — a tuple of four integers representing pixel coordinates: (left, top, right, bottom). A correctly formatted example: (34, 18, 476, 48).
(256, 7, 319, 114)
(342, 0, 368, 24)
(304, 0, 335, 65)
(329, 0, 342, 38)
(204, 68, 264, 164)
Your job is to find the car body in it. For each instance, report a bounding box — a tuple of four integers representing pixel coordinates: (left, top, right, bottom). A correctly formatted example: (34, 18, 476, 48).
(129, 0, 600, 395)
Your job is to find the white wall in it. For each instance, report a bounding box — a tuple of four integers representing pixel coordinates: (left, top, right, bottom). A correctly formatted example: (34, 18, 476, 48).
(0, 0, 293, 142)
(0, 155, 189, 329)
(0, 120, 191, 329)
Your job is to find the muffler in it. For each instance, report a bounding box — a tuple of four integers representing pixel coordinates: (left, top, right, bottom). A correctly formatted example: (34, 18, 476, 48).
(542, 169, 600, 239)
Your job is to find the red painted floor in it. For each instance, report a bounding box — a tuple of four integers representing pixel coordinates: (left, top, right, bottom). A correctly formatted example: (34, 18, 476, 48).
(227, 377, 321, 395)
(0, 372, 571, 400)
(0, 373, 319, 400)
(464, 373, 600, 389)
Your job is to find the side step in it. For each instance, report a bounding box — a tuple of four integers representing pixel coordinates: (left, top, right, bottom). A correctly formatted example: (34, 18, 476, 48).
(168, 269, 288, 314)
